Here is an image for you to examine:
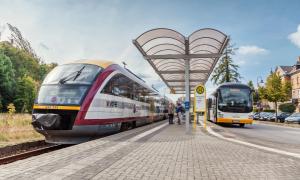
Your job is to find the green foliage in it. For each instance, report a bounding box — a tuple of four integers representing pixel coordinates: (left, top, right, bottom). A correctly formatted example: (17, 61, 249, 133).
(259, 73, 290, 121)
(247, 80, 254, 90)
(39, 62, 58, 81)
(0, 50, 16, 109)
(211, 44, 242, 85)
(247, 80, 260, 104)
(14, 76, 37, 113)
(262, 73, 287, 103)
(258, 86, 266, 99)
(0, 42, 40, 81)
(279, 103, 295, 113)
(282, 81, 292, 100)
(7, 103, 16, 115)
(262, 109, 275, 113)
(0, 96, 2, 111)
(0, 42, 55, 112)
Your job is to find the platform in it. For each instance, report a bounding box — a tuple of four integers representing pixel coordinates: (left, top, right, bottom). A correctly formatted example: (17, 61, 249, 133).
(0, 120, 299, 180)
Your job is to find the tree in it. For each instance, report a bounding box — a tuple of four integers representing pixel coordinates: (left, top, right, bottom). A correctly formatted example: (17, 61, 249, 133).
(7, 23, 39, 59)
(247, 80, 254, 90)
(282, 80, 292, 100)
(279, 103, 295, 113)
(0, 41, 40, 81)
(39, 62, 58, 81)
(247, 80, 259, 104)
(211, 44, 242, 85)
(0, 95, 3, 111)
(0, 50, 16, 111)
(259, 73, 289, 122)
(14, 76, 37, 113)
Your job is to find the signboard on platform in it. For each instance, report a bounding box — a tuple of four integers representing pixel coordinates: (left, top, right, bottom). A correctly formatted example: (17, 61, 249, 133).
(194, 84, 206, 112)
(184, 101, 190, 110)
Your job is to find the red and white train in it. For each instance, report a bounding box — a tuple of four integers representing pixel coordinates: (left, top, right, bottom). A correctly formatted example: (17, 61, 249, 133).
(32, 60, 169, 144)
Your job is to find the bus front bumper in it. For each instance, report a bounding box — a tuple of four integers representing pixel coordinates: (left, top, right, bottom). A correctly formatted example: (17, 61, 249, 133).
(217, 118, 253, 124)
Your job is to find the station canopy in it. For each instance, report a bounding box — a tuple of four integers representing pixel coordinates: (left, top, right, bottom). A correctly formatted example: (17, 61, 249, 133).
(133, 28, 229, 94)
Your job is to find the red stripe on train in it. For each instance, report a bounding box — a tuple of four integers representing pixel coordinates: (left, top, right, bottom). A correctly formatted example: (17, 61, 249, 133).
(74, 64, 152, 126)
(74, 65, 116, 125)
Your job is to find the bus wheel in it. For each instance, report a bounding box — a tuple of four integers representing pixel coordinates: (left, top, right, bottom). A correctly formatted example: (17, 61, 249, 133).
(239, 123, 245, 128)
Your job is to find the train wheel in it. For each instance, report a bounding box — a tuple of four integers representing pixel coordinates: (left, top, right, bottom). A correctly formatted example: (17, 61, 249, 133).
(132, 121, 137, 129)
(239, 123, 245, 128)
(120, 122, 129, 131)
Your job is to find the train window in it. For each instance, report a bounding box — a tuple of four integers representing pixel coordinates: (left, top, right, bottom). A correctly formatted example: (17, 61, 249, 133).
(112, 87, 121, 96)
(101, 74, 152, 103)
(102, 74, 132, 98)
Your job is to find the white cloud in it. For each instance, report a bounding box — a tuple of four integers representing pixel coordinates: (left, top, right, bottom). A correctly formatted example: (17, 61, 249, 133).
(288, 25, 300, 48)
(237, 45, 268, 55)
(235, 59, 246, 65)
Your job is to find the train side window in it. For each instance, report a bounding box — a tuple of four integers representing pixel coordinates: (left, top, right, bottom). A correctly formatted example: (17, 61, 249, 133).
(102, 77, 114, 95)
(102, 74, 131, 98)
(101, 73, 152, 103)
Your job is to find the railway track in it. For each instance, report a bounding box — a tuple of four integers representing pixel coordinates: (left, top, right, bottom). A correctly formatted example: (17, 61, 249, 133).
(0, 144, 68, 165)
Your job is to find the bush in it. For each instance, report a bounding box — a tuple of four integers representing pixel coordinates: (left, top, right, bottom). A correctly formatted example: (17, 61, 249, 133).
(279, 103, 295, 113)
(263, 109, 275, 113)
(7, 103, 16, 115)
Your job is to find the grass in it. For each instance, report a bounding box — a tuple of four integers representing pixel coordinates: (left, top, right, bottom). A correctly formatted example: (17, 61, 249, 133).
(0, 113, 43, 147)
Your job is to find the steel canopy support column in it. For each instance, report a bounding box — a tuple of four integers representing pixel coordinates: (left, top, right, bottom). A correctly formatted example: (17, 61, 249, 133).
(185, 59, 190, 133)
(184, 38, 190, 134)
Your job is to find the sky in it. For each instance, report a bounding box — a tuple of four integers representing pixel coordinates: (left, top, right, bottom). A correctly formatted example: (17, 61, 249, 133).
(0, 0, 300, 101)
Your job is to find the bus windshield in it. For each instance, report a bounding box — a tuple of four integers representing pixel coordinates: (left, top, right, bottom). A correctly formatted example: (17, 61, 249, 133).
(218, 87, 253, 113)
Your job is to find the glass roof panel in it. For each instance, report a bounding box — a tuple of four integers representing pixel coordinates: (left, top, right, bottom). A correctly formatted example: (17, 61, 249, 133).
(136, 28, 185, 46)
(133, 28, 228, 94)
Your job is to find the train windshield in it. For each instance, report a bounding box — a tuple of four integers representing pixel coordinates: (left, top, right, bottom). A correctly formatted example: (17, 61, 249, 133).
(37, 85, 89, 105)
(43, 64, 102, 85)
(218, 87, 253, 113)
(36, 64, 102, 105)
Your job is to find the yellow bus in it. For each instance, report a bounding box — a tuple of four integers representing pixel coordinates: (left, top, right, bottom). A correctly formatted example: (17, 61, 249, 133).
(207, 82, 253, 127)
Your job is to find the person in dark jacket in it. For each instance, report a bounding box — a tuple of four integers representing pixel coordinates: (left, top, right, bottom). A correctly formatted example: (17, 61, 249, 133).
(176, 103, 184, 125)
(168, 103, 175, 124)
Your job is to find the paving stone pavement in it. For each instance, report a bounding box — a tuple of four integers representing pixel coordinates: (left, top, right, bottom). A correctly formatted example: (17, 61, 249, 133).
(0, 121, 299, 180)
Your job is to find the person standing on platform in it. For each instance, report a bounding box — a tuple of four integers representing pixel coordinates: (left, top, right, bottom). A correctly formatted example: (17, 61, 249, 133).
(168, 103, 175, 124)
(176, 103, 183, 125)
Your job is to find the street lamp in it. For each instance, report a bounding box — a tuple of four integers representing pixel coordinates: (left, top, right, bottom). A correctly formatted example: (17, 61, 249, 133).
(256, 76, 264, 118)
(257, 76, 264, 87)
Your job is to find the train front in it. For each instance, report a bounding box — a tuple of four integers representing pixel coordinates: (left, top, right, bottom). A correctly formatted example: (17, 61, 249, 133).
(32, 62, 102, 144)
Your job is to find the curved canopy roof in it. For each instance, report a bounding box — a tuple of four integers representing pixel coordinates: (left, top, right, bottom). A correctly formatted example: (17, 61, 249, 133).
(133, 28, 229, 94)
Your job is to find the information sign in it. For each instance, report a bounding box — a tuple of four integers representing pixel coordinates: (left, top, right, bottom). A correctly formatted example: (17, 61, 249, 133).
(184, 101, 190, 110)
(194, 84, 206, 112)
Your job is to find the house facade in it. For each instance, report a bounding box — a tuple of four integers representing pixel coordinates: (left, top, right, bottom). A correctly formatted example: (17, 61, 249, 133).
(275, 57, 300, 111)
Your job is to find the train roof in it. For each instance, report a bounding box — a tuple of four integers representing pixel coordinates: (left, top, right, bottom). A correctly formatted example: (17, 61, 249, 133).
(63, 59, 160, 95)
(64, 59, 114, 68)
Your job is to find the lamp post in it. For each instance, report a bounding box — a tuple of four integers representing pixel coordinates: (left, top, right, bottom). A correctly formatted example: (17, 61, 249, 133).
(256, 76, 264, 87)
(256, 76, 264, 118)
